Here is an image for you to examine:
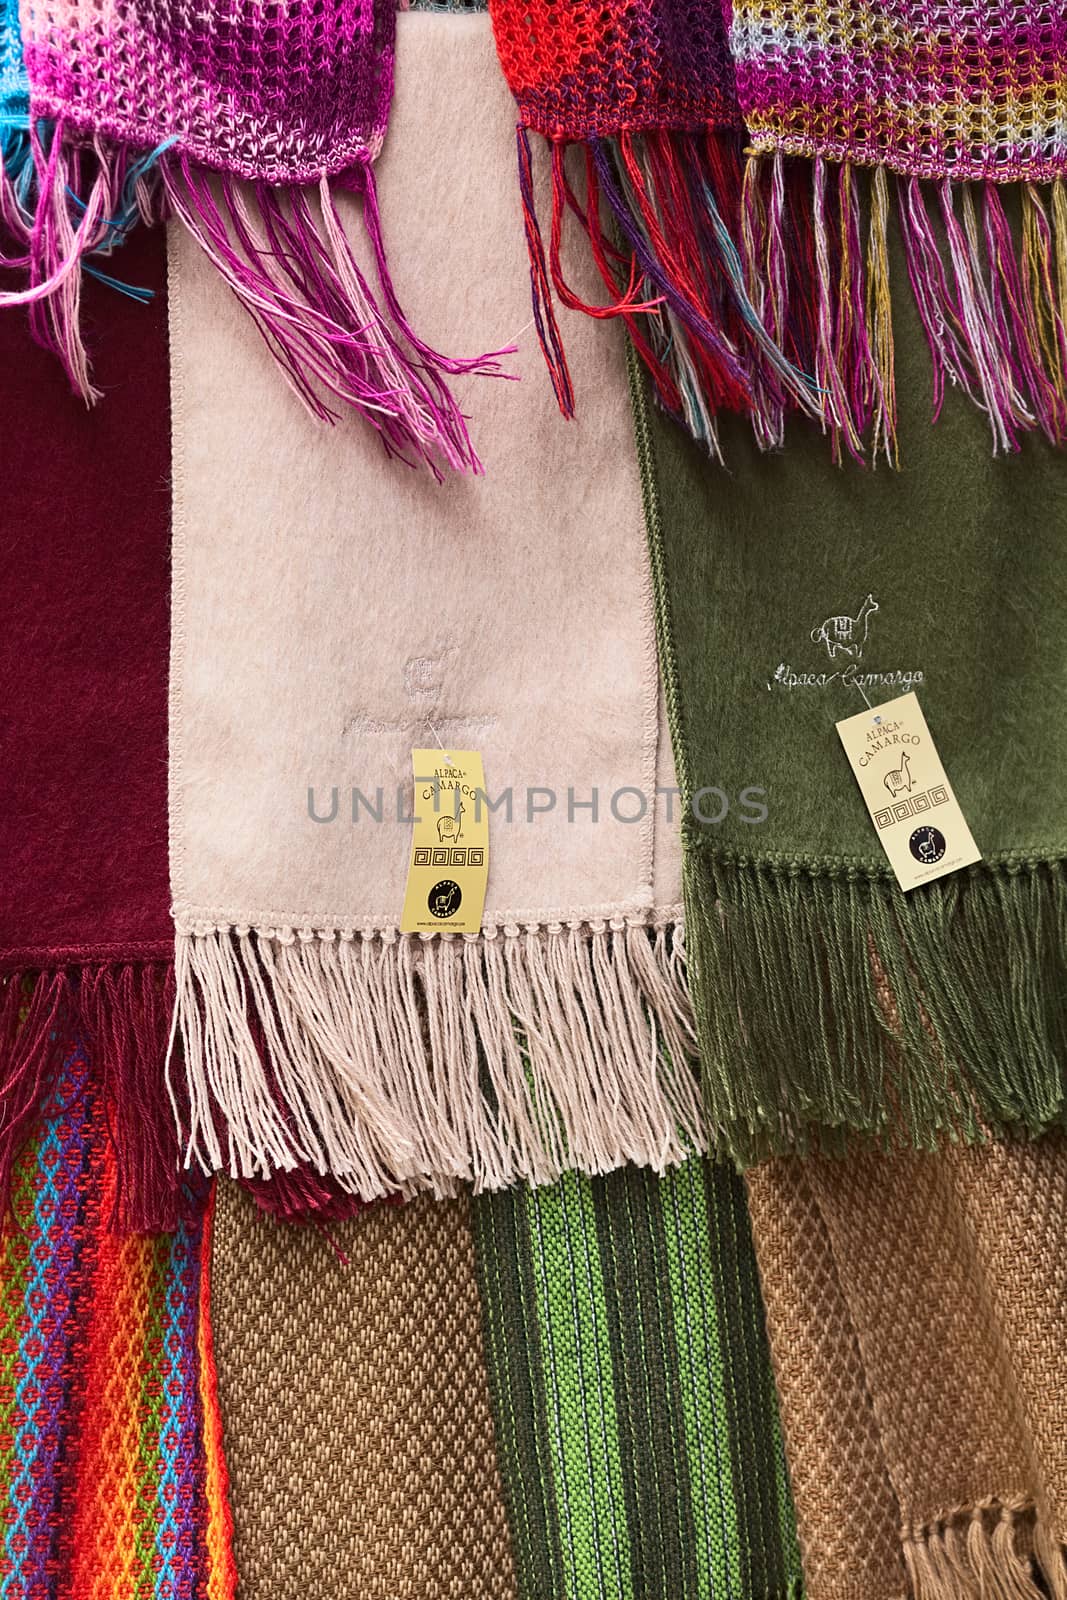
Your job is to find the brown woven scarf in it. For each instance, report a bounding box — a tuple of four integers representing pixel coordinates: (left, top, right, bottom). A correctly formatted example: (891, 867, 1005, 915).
(746, 1134, 1067, 1600)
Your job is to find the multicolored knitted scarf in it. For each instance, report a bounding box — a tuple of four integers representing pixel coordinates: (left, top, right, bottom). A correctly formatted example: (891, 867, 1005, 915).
(491, 0, 1067, 458)
(0, 0, 507, 472)
(0, 1041, 236, 1599)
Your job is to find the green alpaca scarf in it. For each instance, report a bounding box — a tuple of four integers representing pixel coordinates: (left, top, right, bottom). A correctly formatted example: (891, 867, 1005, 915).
(636, 233, 1067, 1165)
(472, 1157, 801, 1600)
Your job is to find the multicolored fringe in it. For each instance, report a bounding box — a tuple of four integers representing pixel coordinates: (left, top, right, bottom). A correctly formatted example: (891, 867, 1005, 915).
(0, 1043, 236, 1599)
(518, 130, 1067, 461)
(472, 1156, 802, 1600)
(159, 152, 513, 476)
(0, 128, 512, 471)
(0, 0, 159, 392)
(0, 966, 382, 1231)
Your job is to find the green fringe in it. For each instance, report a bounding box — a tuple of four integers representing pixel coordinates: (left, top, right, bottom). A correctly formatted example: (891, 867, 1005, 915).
(684, 839, 1067, 1164)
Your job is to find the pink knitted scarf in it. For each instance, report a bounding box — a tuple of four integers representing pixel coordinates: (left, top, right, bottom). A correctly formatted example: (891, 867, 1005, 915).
(1, 0, 509, 472)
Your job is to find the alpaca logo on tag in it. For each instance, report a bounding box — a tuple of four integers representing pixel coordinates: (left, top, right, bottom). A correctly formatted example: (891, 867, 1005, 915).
(428, 880, 462, 918)
(810, 592, 879, 661)
(836, 693, 980, 891)
(400, 750, 489, 934)
(767, 592, 924, 696)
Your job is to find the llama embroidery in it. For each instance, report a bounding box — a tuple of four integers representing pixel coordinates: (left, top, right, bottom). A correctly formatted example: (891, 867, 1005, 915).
(436, 802, 465, 844)
(883, 751, 913, 797)
(810, 594, 879, 661)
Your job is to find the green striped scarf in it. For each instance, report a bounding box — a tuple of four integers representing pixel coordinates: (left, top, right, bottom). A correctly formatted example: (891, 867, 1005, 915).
(472, 1157, 801, 1600)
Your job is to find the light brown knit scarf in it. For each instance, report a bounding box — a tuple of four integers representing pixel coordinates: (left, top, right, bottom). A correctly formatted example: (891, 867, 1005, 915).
(746, 1135, 1067, 1600)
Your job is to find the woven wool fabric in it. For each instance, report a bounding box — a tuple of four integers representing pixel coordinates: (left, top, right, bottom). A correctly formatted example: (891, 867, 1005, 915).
(211, 1181, 517, 1600)
(0, 0, 505, 469)
(0, 1041, 236, 1599)
(0, 221, 368, 1230)
(166, 9, 701, 1204)
(638, 211, 1067, 1164)
(491, 0, 1067, 457)
(472, 1157, 802, 1600)
(746, 1135, 1067, 1600)
(0, 223, 178, 1231)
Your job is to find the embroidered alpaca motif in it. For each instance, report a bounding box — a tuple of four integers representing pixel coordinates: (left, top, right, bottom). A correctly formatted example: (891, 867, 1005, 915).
(884, 751, 914, 797)
(810, 595, 879, 660)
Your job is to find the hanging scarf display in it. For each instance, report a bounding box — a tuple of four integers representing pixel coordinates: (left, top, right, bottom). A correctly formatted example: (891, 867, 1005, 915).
(636, 223, 1067, 1163)
(165, 9, 700, 1202)
(0, 222, 387, 1229)
(746, 1135, 1067, 1600)
(487, 0, 821, 456)
(211, 1183, 517, 1600)
(0, 1041, 236, 1600)
(472, 1156, 802, 1600)
(0, 0, 506, 470)
(489, 0, 1067, 458)
(0, 224, 177, 1231)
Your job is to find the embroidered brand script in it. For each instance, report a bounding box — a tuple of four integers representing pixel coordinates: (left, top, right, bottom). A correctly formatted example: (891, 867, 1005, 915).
(768, 592, 924, 693)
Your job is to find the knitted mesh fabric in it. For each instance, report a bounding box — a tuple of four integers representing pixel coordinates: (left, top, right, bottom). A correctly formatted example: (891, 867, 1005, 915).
(22, 0, 393, 181)
(726, 0, 1067, 182)
(491, 0, 738, 140)
(0, 0, 25, 131)
(491, 0, 1067, 458)
(0, 0, 507, 472)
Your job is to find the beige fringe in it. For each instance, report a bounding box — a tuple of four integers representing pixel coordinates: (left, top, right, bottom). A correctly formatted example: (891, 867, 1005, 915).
(902, 1501, 1067, 1600)
(168, 916, 703, 1199)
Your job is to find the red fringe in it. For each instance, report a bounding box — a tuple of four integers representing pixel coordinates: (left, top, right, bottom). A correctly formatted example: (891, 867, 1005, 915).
(1, 964, 396, 1235)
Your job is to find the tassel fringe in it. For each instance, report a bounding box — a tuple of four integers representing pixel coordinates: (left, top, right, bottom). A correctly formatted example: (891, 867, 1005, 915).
(0, 962, 180, 1232)
(168, 916, 704, 1199)
(0, 125, 512, 470)
(519, 128, 1067, 460)
(0, 962, 386, 1232)
(684, 846, 1067, 1165)
(0, 119, 163, 398)
(162, 152, 514, 476)
(902, 1502, 1067, 1600)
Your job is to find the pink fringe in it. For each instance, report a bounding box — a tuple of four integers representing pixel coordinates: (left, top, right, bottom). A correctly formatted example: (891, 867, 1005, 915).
(163, 153, 514, 477)
(0, 121, 159, 400)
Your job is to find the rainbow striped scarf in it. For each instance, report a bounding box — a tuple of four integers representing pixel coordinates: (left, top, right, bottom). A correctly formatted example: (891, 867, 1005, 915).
(0, 1044, 235, 1599)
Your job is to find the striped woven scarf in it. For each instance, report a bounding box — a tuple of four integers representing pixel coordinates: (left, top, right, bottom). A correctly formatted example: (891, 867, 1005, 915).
(472, 1157, 802, 1600)
(0, 1041, 235, 1598)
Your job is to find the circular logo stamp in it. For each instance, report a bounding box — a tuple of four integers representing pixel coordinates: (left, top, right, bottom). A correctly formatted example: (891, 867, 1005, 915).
(909, 825, 946, 866)
(428, 879, 462, 919)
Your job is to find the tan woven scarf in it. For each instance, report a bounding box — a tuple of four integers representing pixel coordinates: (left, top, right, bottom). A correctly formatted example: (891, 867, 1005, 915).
(746, 1135, 1067, 1600)
(211, 1181, 517, 1600)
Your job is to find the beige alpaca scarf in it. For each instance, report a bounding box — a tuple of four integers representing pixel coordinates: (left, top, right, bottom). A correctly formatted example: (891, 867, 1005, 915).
(166, 10, 698, 1201)
(745, 1135, 1067, 1600)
